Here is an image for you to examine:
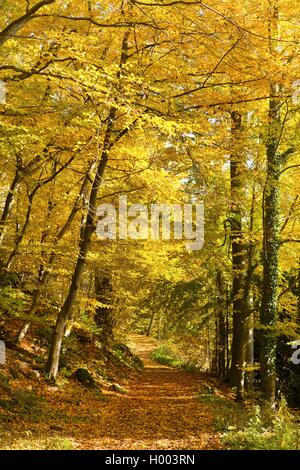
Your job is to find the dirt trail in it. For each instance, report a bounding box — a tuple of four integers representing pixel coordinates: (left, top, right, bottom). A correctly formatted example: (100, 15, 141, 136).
(77, 334, 220, 450)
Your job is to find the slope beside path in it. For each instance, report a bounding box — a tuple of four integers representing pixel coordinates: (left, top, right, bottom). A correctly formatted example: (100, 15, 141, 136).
(0, 334, 221, 450)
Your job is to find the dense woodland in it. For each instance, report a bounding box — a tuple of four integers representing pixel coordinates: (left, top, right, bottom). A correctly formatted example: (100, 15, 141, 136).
(0, 0, 300, 451)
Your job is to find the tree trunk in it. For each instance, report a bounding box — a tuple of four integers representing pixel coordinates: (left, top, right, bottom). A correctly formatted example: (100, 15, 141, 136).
(46, 139, 111, 379)
(46, 32, 130, 379)
(245, 310, 254, 392)
(147, 311, 155, 337)
(16, 165, 93, 343)
(225, 285, 230, 375)
(244, 184, 256, 391)
(0, 171, 21, 243)
(228, 111, 248, 401)
(94, 271, 114, 347)
(216, 270, 226, 381)
(260, 2, 281, 404)
(297, 259, 300, 322)
(260, 87, 281, 404)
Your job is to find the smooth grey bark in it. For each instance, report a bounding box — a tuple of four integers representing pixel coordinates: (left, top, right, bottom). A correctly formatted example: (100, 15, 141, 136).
(245, 310, 254, 392)
(216, 270, 227, 381)
(244, 185, 257, 391)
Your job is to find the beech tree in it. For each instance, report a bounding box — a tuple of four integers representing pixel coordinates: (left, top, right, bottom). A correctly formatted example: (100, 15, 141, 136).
(0, 0, 299, 404)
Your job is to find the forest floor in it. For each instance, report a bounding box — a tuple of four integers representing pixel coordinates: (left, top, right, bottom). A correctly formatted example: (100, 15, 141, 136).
(0, 333, 222, 450)
(88, 334, 221, 450)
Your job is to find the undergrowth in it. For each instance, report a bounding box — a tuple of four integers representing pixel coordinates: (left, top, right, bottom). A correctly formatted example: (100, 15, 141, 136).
(151, 343, 184, 368)
(151, 340, 204, 372)
(199, 390, 300, 450)
(0, 433, 75, 450)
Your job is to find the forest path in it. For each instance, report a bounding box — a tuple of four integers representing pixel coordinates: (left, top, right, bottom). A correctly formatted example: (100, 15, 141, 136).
(77, 334, 220, 450)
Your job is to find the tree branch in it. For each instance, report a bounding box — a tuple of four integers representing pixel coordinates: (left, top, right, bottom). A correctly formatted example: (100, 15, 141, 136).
(0, 0, 55, 47)
(34, 14, 160, 30)
(280, 164, 300, 175)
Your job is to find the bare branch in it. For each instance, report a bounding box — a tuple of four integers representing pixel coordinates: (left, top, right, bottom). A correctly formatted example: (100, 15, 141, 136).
(0, 0, 55, 47)
(280, 195, 299, 233)
(280, 164, 300, 175)
(34, 14, 160, 30)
